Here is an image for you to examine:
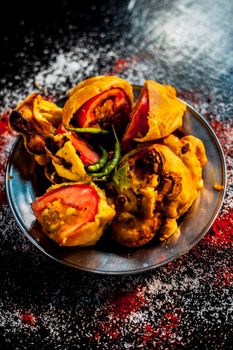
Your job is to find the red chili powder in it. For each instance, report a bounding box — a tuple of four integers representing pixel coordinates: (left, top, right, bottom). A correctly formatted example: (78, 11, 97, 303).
(202, 209, 233, 248)
(94, 321, 122, 341)
(110, 54, 143, 75)
(93, 289, 145, 341)
(113, 58, 130, 73)
(164, 312, 180, 327)
(109, 289, 145, 318)
(141, 308, 182, 345)
(0, 113, 17, 205)
(212, 267, 233, 287)
(20, 312, 36, 326)
(0, 113, 9, 134)
(142, 324, 160, 343)
(176, 90, 202, 105)
(222, 272, 233, 286)
(210, 119, 233, 143)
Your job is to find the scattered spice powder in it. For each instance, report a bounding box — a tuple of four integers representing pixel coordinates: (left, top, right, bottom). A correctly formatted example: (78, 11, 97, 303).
(0, 113, 9, 134)
(99, 288, 146, 319)
(203, 209, 233, 248)
(0, 22, 232, 348)
(19, 312, 36, 326)
(140, 308, 183, 346)
(212, 267, 233, 287)
(112, 58, 131, 73)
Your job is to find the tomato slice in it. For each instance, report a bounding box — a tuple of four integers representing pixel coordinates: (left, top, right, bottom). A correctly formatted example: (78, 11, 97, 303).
(32, 184, 100, 232)
(73, 88, 131, 129)
(56, 124, 99, 165)
(69, 134, 99, 165)
(122, 87, 149, 147)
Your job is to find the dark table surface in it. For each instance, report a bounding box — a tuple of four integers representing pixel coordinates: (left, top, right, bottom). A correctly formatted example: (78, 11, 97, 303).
(0, 1, 232, 349)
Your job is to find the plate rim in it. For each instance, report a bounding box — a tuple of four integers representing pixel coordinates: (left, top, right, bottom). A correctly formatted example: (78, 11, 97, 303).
(5, 99, 227, 275)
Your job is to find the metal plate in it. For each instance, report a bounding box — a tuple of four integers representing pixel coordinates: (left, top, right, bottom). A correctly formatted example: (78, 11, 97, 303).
(5, 93, 226, 275)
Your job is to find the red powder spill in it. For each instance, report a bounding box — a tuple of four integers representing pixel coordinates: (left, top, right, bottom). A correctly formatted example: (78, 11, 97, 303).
(166, 255, 187, 270)
(212, 210, 233, 237)
(144, 324, 154, 333)
(222, 272, 233, 286)
(0, 136, 9, 175)
(0, 114, 9, 134)
(164, 312, 180, 327)
(20, 312, 36, 326)
(93, 321, 122, 341)
(105, 328, 122, 340)
(141, 308, 183, 346)
(93, 289, 145, 341)
(210, 120, 233, 149)
(0, 112, 17, 205)
(0, 135, 16, 177)
(109, 288, 145, 318)
(201, 119, 233, 248)
(159, 309, 182, 341)
(112, 58, 131, 73)
(212, 266, 233, 287)
(109, 56, 138, 76)
(142, 324, 160, 344)
(201, 209, 233, 249)
(94, 333, 101, 341)
(110, 53, 155, 75)
(176, 90, 203, 105)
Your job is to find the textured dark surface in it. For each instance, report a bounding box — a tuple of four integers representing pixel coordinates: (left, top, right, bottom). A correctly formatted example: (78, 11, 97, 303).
(0, 0, 232, 349)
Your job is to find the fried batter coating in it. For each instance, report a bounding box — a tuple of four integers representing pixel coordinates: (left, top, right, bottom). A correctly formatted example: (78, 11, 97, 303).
(32, 182, 115, 247)
(111, 134, 206, 247)
(9, 93, 62, 160)
(62, 76, 133, 134)
(111, 212, 161, 247)
(122, 80, 186, 150)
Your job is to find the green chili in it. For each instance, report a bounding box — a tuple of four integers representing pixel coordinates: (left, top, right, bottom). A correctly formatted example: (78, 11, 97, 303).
(87, 146, 108, 172)
(65, 126, 109, 135)
(90, 125, 121, 178)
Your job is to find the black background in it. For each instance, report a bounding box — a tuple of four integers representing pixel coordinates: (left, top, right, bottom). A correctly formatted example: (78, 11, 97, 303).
(0, 1, 232, 349)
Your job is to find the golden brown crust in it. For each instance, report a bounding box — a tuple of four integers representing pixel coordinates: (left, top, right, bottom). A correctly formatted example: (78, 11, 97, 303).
(9, 93, 62, 157)
(67, 76, 107, 97)
(111, 212, 161, 247)
(62, 76, 134, 126)
(34, 183, 115, 247)
(135, 80, 186, 141)
(111, 134, 206, 246)
(10, 77, 207, 249)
